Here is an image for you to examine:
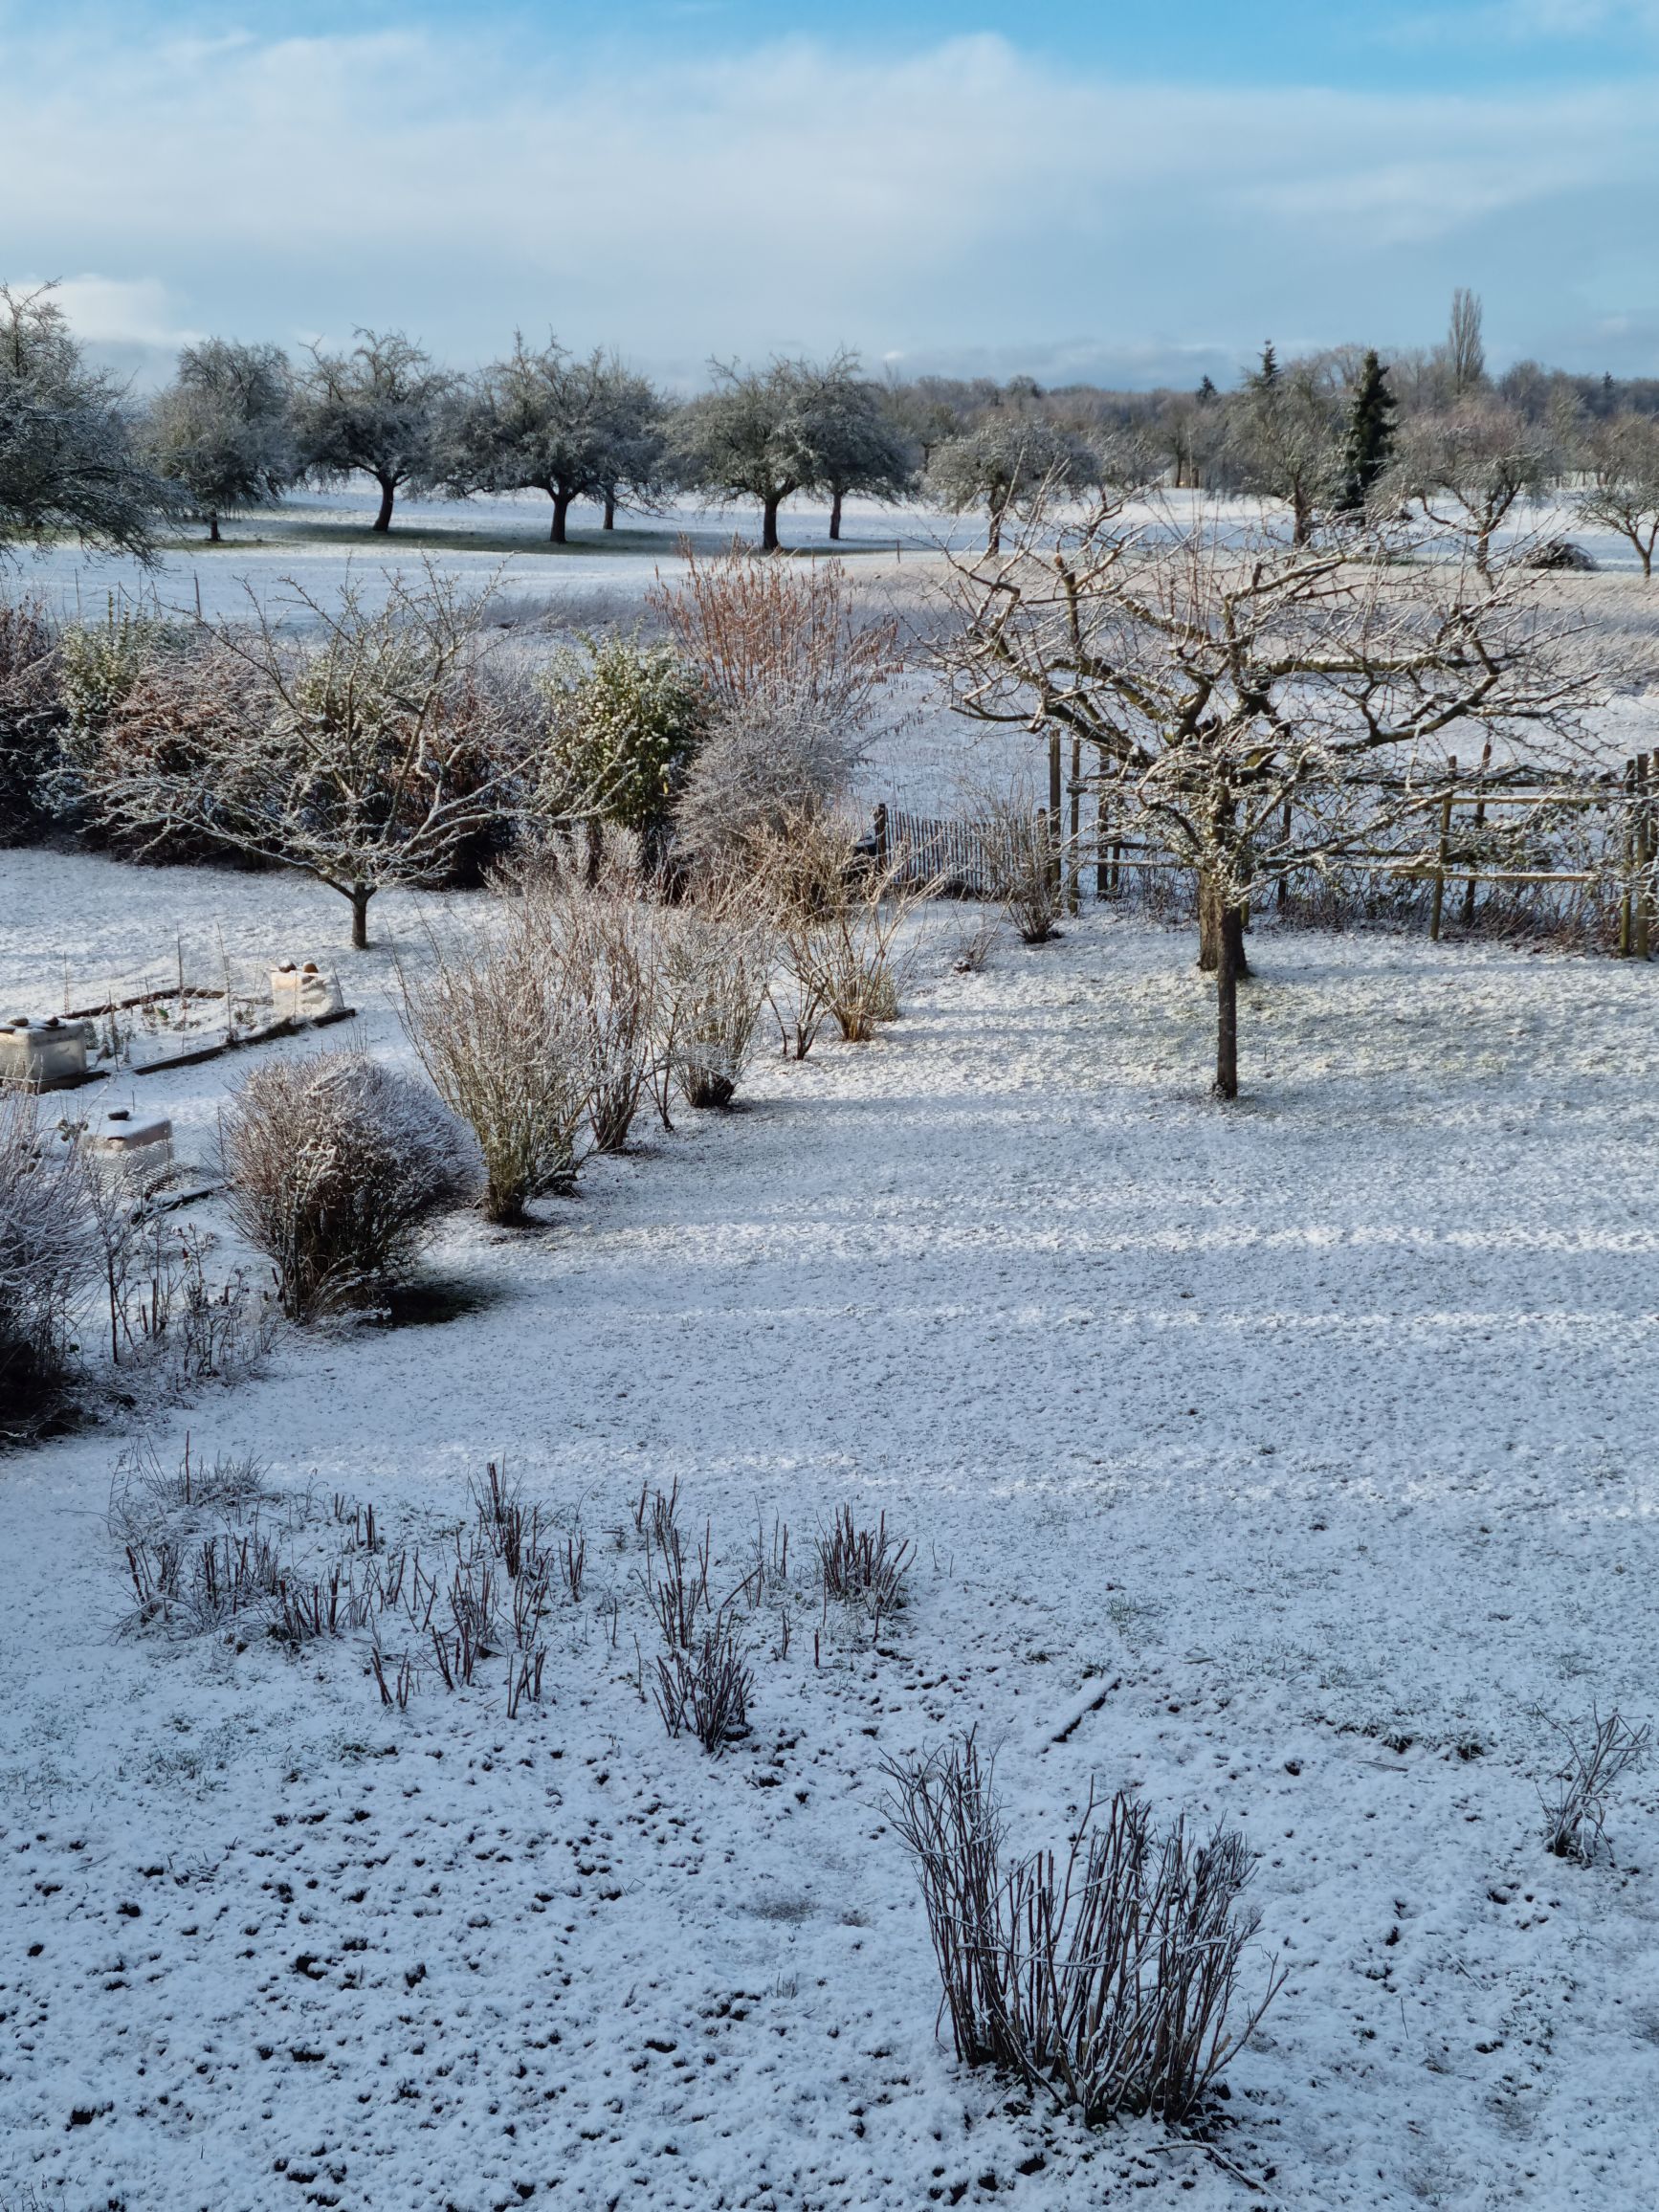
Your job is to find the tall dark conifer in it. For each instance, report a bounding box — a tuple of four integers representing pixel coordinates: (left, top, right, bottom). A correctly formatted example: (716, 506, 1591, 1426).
(1339, 349, 1397, 514)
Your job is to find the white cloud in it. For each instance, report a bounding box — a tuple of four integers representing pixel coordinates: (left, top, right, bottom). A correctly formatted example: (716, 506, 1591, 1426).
(0, 22, 1654, 382)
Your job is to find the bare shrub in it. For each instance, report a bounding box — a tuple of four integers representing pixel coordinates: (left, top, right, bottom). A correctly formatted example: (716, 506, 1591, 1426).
(1537, 1705, 1650, 1862)
(882, 1733, 1285, 2128)
(560, 887, 661, 1153)
(221, 1051, 475, 1319)
(653, 1614, 753, 1752)
(951, 914, 999, 973)
(818, 1505, 913, 1631)
(0, 593, 62, 840)
(979, 785, 1062, 945)
(756, 811, 934, 1044)
(649, 542, 902, 727)
(675, 695, 865, 862)
(659, 887, 772, 1111)
(0, 1087, 99, 1431)
(398, 911, 586, 1223)
(87, 1184, 274, 1393)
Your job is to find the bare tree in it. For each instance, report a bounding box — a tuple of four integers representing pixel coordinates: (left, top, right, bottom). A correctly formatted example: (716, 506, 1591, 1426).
(446, 337, 665, 543)
(670, 357, 824, 552)
(1227, 345, 1345, 545)
(925, 414, 1099, 553)
(298, 329, 453, 533)
(1390, 399, 1555, 573)
(86, 566, 550, 948)
(1579, 414, 1659, 578)
(1447, 287, 1488, 399)
(0, 1087, 99, 1428)
(0, 283, 166, 560)
(145, 340, 296, 542)
(939, 494, 1602, 1098)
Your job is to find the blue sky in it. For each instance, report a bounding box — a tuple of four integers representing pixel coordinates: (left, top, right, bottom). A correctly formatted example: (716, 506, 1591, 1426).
(2, 1, 1656, 388)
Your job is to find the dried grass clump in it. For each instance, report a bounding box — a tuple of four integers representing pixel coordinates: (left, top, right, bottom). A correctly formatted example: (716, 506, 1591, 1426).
(398, 910, 587, 1224)
(221, 1051, 475, 1318)
(0, 1087, 99, 1431)
(1537, 1704, 1650, 1863)
(883, 1733, 1285, 2129)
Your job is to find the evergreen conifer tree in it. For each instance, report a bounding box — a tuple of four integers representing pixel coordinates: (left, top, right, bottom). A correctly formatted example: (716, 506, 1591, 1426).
(1338, 349, 1397, 514)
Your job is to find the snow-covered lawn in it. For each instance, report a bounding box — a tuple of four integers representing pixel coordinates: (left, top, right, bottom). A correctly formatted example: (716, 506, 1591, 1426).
(2, 851, 1657, 2210)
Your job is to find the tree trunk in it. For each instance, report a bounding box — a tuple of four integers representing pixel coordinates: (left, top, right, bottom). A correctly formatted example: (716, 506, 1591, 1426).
(761, 495, 782, 553)
(603, 488, 616, 530)
(372, 477, 395, 533)
(987, 495, 1005, 556)
(550, 489, 574, 544)
(830, 488, 844, 541)
(1213, 903, 1245, 1100)
(1643, 544, 1653, 580)
(1197, 872, 1251, 978)
(349, 883, 372, 950)
(208, 513, 221, 544)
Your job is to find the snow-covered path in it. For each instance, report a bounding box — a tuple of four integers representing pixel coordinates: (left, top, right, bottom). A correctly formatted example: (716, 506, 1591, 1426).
(2, 867, 1658, 2209)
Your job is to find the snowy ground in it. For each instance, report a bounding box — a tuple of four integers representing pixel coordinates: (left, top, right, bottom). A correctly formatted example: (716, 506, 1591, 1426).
(2, 851, 1659, 2210)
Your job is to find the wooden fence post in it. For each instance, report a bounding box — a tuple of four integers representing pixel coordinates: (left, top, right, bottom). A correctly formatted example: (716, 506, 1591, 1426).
(1620, 760, 1635, 958)
(1428, 757, 1455, 942)
(1095, 794, 1109, 901)
(1461, 739, 1492, 931)
(1276, 798, 1292, 914)
(1067, 736, 1082, 915)
(1638, 754, 1652, 963)
(873, 802, 889, 873)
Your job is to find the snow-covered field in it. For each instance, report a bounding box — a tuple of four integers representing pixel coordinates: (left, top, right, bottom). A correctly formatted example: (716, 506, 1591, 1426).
(3, 850, 1658, 2208)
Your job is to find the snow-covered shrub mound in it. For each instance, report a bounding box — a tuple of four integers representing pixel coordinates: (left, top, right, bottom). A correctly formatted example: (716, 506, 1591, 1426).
(221, 1050, 476, 1318)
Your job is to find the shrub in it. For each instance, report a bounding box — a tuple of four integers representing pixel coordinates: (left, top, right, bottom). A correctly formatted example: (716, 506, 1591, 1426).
(982, 787, 1063, 944)
(756, 810, 931, 1044)
(511, 863, 663, 1155)
(674, 695, 866, 863)
(817, 1504, 913, 1630)
(0, 1087, 99, 1430)
(0, 594, 62, 842)
(536, 632, 706, 855)
(648, 543, 902, 727)
(661, 893, 772, 1111)
(221, 1051, 475, 1317)
(882, 1733, 1285, 2129)
(398, 911, 587, 1224)
(654, 1615, 753, 1752)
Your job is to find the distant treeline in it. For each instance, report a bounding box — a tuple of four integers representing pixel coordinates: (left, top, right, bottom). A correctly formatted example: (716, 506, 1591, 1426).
(3, 282, 1658, 571)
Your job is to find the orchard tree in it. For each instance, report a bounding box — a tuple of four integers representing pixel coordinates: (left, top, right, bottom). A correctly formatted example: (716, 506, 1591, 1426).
(1578, 413, 1659, 577)
(0, 283, 165, 559)
(146, 340, 296, 542)
(938, 493, 1600, 1099)
(1228, 344, 1344, 543)
(448, 338, 664, 542)
(298, 329, 453, 533)
(86, 567, 560, 949)
(925, 413, 1099, 553)
(1390, 399, 1554, 572)
(797, 355, 916, 540)
(671, 357, 832, 552)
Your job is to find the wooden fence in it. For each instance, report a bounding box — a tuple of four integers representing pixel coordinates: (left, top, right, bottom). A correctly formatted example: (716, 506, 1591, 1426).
(875, 748, 1659, 957)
